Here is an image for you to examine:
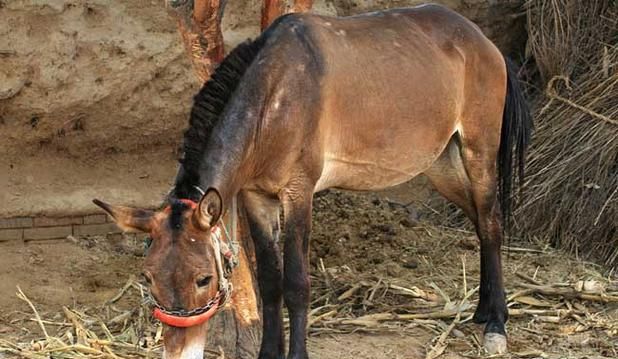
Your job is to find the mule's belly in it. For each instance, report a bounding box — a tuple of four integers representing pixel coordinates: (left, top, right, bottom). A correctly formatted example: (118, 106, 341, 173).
(300, 6, 471, 193)
(315, 60, 461, 193)
(314, 155, 423, 192)
(310, 12, 465, 192)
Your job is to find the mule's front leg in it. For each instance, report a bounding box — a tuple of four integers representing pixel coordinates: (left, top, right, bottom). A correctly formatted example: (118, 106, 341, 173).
(243, 192, 285, 359)
(280, 189, 313, 359)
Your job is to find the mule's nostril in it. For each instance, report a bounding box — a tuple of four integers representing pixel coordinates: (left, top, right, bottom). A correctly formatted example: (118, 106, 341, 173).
(196, 275, 212, 288)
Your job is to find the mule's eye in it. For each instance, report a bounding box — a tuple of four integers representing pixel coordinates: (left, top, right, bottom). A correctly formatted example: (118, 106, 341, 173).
(196, 275, 212, 288)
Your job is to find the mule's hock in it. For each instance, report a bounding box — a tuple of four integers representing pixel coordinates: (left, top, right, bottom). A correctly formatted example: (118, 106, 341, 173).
(0, 0, 526, 217)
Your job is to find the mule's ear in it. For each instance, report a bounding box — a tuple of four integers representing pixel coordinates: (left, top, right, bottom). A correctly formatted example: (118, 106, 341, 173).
(92, 199, 154, 233)
(193, 188, 223, 230)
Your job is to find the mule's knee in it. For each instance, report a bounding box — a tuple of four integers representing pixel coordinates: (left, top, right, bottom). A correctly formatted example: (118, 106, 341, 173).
(256, 248, 283, 298)
(283, 272, 310, 312)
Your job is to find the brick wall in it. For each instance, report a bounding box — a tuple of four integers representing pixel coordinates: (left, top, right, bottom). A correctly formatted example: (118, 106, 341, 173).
(0, 213, 122, 242)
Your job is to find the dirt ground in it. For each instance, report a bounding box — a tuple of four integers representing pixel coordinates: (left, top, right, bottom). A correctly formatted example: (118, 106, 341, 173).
(0, 186, 615, 358)
(0, 1, 613, 358)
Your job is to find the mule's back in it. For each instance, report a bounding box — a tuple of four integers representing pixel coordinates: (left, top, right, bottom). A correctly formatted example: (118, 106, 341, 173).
(267, 5, 505, 191)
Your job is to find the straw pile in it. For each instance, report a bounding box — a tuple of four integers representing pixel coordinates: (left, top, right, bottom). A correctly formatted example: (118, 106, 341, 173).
(0, 280, 166, 359)
(517, 0, 618, 267)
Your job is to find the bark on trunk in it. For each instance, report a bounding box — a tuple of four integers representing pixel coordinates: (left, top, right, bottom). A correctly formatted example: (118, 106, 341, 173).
(204, 199, 262, 358)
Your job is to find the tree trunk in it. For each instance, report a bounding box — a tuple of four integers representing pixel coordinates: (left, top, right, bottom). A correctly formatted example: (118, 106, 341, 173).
(204, 199, 262, 358)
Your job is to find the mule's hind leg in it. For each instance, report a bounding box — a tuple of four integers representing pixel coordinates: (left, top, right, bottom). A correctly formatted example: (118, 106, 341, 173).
(424, 134, 508, 354)
(424, 136, 476, 221)
(459, 133, 508, 354)
(426, 141, 494, 325)
(242, 191, 285, 359)
(424, 138, 490, 323)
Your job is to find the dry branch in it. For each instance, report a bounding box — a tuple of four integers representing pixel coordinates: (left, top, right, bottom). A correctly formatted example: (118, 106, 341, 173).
(518, 283, 618, 303)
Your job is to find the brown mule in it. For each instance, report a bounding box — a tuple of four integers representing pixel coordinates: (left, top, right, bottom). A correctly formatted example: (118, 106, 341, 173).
(95, 5, 532, 359)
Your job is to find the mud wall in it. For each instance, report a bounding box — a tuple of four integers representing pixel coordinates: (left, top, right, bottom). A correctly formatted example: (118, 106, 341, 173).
(0, 0, 526, 216)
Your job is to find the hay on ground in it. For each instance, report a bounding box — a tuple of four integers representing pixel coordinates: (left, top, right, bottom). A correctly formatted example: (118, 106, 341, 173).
(1, 223, 616, 359)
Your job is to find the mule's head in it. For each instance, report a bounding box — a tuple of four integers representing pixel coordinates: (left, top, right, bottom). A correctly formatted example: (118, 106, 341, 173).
(93, 189, 225, 359)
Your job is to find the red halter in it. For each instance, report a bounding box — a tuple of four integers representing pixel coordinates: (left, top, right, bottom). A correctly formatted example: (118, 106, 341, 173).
(152, 290, 223, 328)
(153, 305, 218, 328)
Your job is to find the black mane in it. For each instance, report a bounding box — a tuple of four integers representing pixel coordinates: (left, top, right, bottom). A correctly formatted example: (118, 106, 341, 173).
(179, 37, 266, 188)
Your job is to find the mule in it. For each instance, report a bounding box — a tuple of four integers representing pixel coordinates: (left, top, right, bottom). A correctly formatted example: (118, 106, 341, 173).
(95, 4, 532, 358)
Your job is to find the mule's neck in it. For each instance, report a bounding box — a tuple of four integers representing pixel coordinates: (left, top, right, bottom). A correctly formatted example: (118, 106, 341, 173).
(202, 108, 257, 204)
(174, 100, 260, 209)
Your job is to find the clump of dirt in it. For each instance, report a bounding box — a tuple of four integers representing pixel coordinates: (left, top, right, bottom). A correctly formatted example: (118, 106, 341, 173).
(0, 236, 143, 315)
(0, 0, 196, 160)
(311, 189, 423, 274)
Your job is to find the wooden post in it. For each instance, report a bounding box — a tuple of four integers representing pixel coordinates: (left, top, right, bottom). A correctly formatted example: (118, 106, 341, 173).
(166, 0, 227, 83)
(261, 0, 286, 30)
(261, 0, 314, 31)
(293, 0, 314, 13)
(204, 198, 262, 358)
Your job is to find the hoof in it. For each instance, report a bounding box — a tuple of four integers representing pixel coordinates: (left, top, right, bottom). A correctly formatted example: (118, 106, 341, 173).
(484, 333, 507, 354)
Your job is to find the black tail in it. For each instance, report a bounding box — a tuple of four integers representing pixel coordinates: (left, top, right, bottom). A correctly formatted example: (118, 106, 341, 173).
(498, 58, 533, 235)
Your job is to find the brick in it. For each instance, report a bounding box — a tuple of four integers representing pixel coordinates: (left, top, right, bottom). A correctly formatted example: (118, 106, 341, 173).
(73, 223, 122, 237)
(0, 228, 23, 242)
(24, 226, 72, 241)
(0, 217, 33, 229)
(34, 216, 83, 227)
(83, 214, 108, 224)
(26, 237, 72, 245)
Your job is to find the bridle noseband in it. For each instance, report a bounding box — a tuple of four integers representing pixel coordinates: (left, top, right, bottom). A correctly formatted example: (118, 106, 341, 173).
(149, 196, 239, 328)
